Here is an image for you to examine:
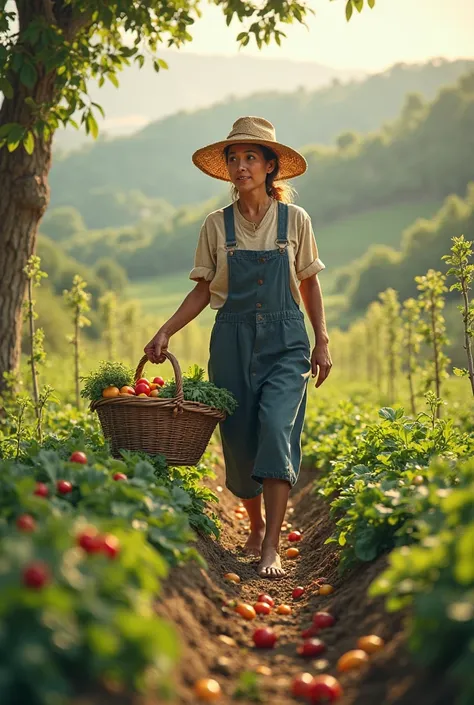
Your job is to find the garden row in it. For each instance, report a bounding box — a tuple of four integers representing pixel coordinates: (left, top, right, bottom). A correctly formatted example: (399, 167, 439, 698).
(303, 391, 474, 705)
(0, 407, 220, 705)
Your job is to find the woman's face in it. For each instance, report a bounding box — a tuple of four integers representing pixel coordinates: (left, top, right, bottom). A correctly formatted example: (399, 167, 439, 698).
(226, 144, 276, 194)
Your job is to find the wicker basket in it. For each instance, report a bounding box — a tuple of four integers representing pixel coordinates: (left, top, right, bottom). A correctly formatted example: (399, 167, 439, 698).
(90, 351, 226, 465)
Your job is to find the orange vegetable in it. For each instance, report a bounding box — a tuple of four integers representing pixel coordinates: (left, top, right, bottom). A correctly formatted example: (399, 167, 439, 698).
(319, 584, 334, 596)
(194, 678, 222, 701)
(224, 572, 240, 584)
(149, 389, 160, 397)
(357, 635, 385, 654)
(235, 603, 257, 620)
(276, 604, 292, 615)
(286, 547, 300, 559)
(102, 386, 120, 398)
(149, 383, 158, 390)
(120, 386, 135, 395)
(337, 649, 369, 672)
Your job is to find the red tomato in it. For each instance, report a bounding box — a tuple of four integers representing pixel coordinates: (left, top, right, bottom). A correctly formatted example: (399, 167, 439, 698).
(100, 534, 120, 559)
(16, 514, 36, 532)
(23, 561, 50, 589)
(120, 386, 136, 395)
(152, 376, 165, 387)
(135, 383, 150, 396)
(297, 638, 326, 658)
(291, 672, 314, 698)
(308, 675, 343, 703)
(135, 378, 150, 386)
(69, 451, 87, 464)
(313, 612, 335, 629)
(288, 530, 302, 542)
(77, 529, 102, 554)
(113, 472, 127, 481)
(292, 586, 305, 600)
(257, 593, 275, 607)
(301, 625, 319, 639)
(34, 482, 48, 498)
(254, 601, 272, 615)
(57, 480, 73, 494)
(252, 628, 277, 649)
(235, 603, 257, 621)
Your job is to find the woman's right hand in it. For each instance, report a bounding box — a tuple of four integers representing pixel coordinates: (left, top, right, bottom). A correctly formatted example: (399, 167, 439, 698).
(144, 329, 170, 364)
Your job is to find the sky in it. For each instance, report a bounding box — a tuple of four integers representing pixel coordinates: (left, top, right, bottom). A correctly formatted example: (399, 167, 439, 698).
(178, 0, 474, 72)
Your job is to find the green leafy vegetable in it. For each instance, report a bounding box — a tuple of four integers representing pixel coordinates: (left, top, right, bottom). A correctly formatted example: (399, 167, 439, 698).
(80, 361, 134, 402)
(160, 365, 237, 415)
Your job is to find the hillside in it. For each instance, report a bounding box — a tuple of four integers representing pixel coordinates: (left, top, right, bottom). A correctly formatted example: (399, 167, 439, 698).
(48, 58, 474, 226)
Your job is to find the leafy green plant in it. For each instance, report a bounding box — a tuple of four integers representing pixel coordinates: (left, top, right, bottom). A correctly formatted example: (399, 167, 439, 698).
(233, 671, 263, 702)
(160, 365, 238, 415)
(63, 275, 92, 408)
(22, 255, 48, 420)
(80, 361, 134, 402)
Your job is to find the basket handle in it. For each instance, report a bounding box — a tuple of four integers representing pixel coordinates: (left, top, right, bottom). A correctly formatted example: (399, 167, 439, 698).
(135, 350, 184, 405)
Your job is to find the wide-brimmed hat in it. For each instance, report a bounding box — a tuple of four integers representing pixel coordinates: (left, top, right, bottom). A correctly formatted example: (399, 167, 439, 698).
(192, 116, 307, 182)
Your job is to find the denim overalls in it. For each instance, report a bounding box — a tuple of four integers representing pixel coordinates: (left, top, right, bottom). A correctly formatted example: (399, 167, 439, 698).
(208, 201, 312, 499)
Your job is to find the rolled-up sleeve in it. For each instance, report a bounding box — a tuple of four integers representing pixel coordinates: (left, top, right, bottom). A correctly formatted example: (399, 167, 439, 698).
(189, 218, 216, 282)
(295, 213, 325, 281)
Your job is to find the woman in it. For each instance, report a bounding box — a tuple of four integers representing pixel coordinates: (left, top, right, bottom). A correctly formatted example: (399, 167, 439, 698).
(145, 116, 332, 579)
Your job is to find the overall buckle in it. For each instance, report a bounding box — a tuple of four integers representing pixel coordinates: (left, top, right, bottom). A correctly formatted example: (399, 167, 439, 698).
(275, 239, 288, 254)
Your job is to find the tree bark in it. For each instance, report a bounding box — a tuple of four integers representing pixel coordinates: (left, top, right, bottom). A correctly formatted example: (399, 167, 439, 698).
(0, 78, 54, 396)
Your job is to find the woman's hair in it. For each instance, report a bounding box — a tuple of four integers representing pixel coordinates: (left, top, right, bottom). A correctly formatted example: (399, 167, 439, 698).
(224, 144, 295, 204)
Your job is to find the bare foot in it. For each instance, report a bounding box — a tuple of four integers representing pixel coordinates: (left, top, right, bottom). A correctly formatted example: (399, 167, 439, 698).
(242, 525, 266, 557)
(258, 545, 286, 579)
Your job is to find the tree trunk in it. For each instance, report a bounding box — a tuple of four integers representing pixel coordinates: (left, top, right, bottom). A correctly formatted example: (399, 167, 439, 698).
(0, 76, 54, 397)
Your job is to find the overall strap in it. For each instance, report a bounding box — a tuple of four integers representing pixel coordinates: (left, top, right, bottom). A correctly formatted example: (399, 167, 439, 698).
(276, 201, 289, 252)
(223, 204, 237, 250)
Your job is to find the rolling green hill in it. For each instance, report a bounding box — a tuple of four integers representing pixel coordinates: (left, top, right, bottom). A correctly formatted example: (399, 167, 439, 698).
(48, 58, 474, 227)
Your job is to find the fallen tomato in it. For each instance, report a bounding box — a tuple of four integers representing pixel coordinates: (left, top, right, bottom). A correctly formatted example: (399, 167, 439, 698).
(313, 612, 335, 629)
(254, 601, 272, 615)
(337, 649, 369, 672)
(286, 547, 300, 559)
(57, 480, 73, 494)
(224, 572, 240, 584)
(257, 594, 274, 607)
(253, 627, 277, 649)
(288, 530, 302, 542)
(69, 451, 87, 464)
(235, 603, 256, 621)
(34, 482, 48, 498)
(113, 472, 127, 481)
(16, 514, 36, 532)
(357, 634, 385, 654)
(23, 561, 50, 589)
(301, 625, 319, 639)
(276, 604, 292, 615)
(292, 586, 305, 600)
(319, 584, 334, 596)
(297, 638, 326, 658)
(291, 672, 314, 699)
(308, 674, 343, 703)
(194, 678, 222, 701)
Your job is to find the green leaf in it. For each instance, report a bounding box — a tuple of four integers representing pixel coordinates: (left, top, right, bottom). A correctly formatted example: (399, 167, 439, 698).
(108, 72, 119, 88)
(0, 77, 13, 99)
(368, 0, 376, 7)
(345, 0, 353, 21)
(6, 124, 24, 152)
(19, 62, 38, 89)
(86, 113, 99, 139)
(354, 0, 364, 12)
(23, 131, 35, 155)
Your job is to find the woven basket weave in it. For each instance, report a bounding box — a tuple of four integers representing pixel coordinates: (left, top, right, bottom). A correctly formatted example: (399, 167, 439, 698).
(90, 351, 225, 465)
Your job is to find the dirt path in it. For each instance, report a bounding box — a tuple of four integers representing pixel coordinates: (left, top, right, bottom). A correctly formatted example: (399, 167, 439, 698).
(154, 457, 454, 705)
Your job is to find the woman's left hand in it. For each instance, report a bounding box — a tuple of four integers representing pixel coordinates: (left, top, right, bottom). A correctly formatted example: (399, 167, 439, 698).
(311, 343, 332, 388)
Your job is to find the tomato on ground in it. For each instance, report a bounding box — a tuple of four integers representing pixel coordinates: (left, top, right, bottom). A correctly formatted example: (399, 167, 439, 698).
(297, 639, 326, 658)
(313, 612, 335, 629)
(301, 625, 319, 639)
(257, 593, 274, 607)
(308, 674, 343, 703)
(288, 530, 302, 542)
(319, 584, 334, 596)
(292, 586, 305, 600)
(286, 547, 300, 558)
(235, 603, 257, 620)
(194, 678, 222, 701)
(23, 561, 50, 589)
(254, 601, 272, 615)
(69, 451, 87, 464)
(224, 572, 240, 583)
(253, 628, 277, 649)
(276, 604, 292, 615)
(337, 649, 369, 672)
(357, 635, 385, 653)
(291, 672, 314, 699)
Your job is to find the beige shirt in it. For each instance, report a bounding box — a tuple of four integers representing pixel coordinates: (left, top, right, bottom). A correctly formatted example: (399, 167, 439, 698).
(189, 200, 325, 310)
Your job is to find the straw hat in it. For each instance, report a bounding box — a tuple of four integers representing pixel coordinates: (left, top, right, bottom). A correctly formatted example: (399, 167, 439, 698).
(192, 116, 307, 182)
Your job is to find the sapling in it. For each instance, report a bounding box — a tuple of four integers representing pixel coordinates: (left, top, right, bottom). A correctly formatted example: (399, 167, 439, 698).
(442, 235, 474, 396)
(63, 275, 91, 407)
(22, 256, 47, 420)
(415, 270, 450, 416)
(379, 289, 401, 405)
(401, 298, 422, 416)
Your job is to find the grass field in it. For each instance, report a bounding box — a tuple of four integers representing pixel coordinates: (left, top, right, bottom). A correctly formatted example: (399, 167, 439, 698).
(127, 199, 442, 318)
